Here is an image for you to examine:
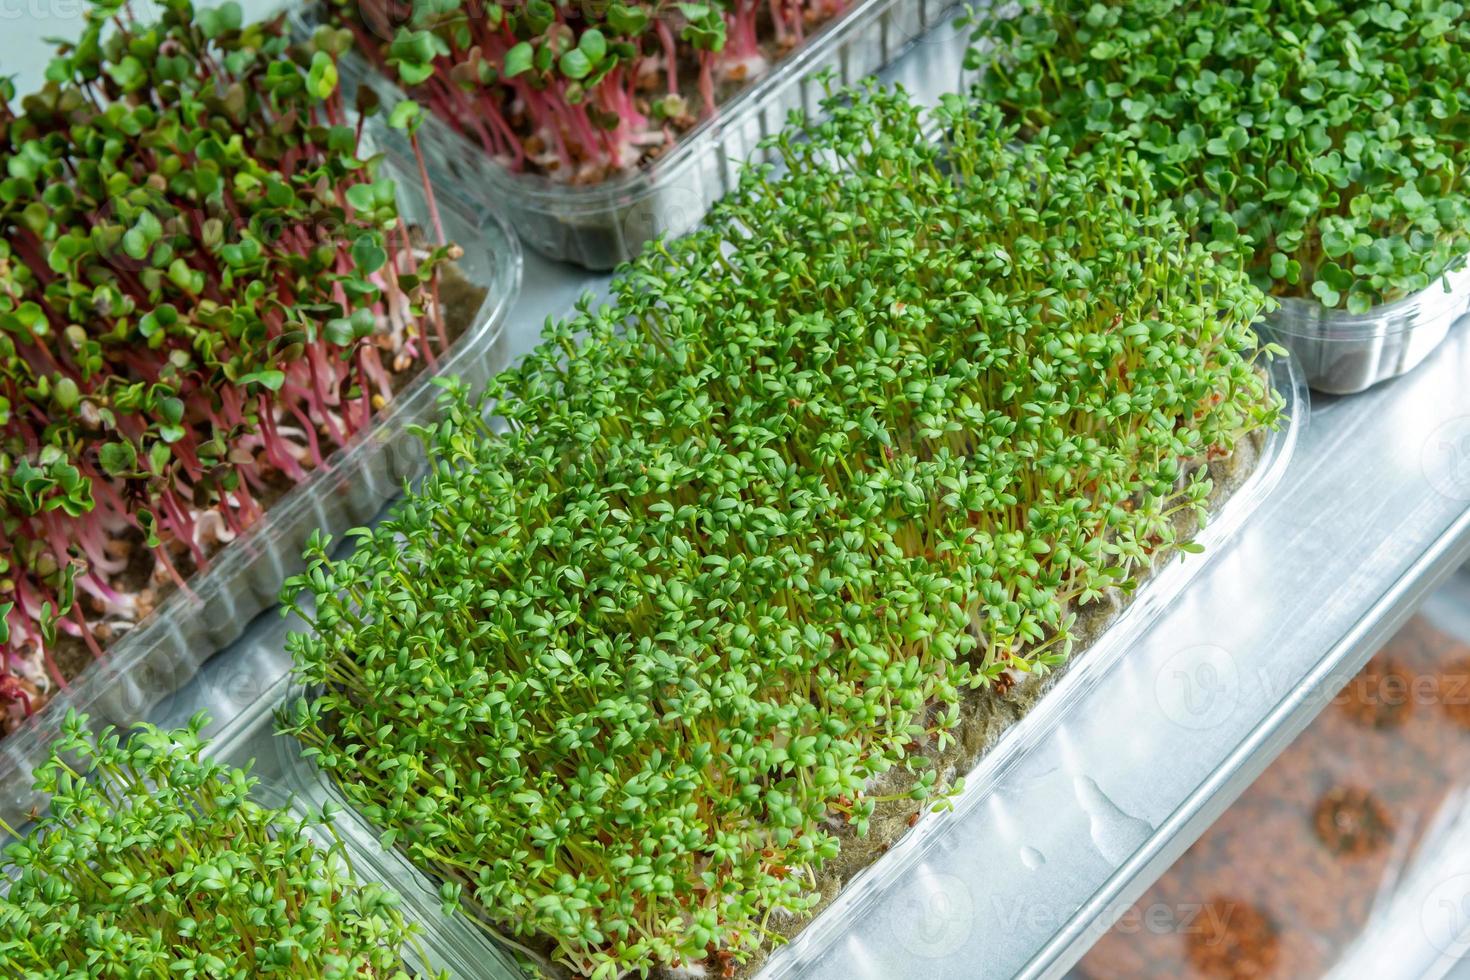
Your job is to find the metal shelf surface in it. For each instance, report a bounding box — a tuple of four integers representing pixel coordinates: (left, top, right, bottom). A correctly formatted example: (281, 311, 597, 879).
(133, 14, 1470, 980)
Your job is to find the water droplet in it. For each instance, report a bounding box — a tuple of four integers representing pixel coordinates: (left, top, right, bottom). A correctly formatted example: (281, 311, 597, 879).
(1074, 775, 1152, 863)
(1019, 845, 1046, 869)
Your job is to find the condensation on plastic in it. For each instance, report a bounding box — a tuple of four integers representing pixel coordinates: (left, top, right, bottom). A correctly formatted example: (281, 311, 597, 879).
(219, 352, 1302, 980)
(296, 0, 968, 270)
(1074, 573, 1470, 980)
(0, 131, 524, 829)
(1266, 263, 1470, 396)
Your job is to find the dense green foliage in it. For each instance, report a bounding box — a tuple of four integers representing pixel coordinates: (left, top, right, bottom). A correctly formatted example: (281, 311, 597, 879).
(0, 0, 453, 710)
(971, 0, 1470, 311)
(0, 712, 434, 978)
(283, 85, 1282, 977)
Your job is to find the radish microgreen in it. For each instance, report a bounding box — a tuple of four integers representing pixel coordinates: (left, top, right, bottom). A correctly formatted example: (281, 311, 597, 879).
(0, 0, 458, 718)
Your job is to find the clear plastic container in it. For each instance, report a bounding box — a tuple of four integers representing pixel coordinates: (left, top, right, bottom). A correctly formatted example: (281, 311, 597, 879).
(1268, 265, 1470, 395)
(256, 351, 1305, 979)
(297, 0, 968, 269)
(206, 672, 523, 980)
(752, 352, 1305, 980)
(0, 130, 523, 828)
(0, 700, 488, 980)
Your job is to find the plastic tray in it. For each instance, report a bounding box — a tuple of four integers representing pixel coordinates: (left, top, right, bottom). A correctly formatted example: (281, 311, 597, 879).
(0, 130, 523, 828)
(298, 0, 968, 269)
(1269, 264, 1470, 395)
(0, 699, 473, 980)
(205, 670, 522, 980)
(960, 13, 1468, 401)
(755, 351, 1306, 980)
(1072, 601, 1470, 980)
(261, 349, 1304, 979)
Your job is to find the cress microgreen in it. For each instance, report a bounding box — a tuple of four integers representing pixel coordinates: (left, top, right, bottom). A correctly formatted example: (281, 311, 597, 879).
(282, 83, 1283, 978)
(969, 0, 1470, 312)
(325, 0, 852, 181)
(0, 710, 440, 978)
(0, 1, 459, 722)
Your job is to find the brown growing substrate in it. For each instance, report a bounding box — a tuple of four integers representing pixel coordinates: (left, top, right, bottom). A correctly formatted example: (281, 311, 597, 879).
(1, 253, 487, 738)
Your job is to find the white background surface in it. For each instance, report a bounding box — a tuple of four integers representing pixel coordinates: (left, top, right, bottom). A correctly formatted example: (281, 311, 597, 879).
(2, 1, 280, 94)
(4, 6, 85, 91)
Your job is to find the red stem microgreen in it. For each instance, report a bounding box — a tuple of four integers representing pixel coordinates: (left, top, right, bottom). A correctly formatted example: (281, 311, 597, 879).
(0, 0, 457, 725)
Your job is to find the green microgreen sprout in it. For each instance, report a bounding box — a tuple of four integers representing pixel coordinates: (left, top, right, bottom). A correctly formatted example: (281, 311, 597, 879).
(968, 0, 1470, 311)
(0, 709, 442, 978)
(325, 0, 852, 182)
(0, 0, 461, 726)
(282, 83, 1283, 978)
